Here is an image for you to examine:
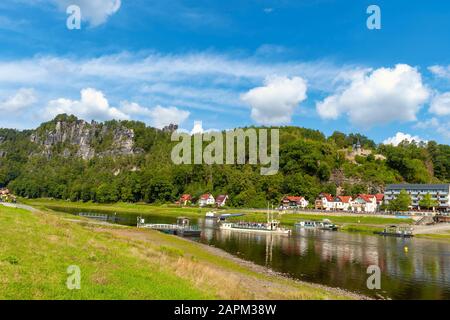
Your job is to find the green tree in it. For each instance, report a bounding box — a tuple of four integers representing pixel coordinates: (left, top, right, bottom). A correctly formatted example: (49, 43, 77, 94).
(388, 190, 411, 212)
(419, 193, 439, 210)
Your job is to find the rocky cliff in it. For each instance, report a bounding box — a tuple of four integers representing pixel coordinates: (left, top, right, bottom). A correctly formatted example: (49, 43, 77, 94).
(29, 115, 139, 160)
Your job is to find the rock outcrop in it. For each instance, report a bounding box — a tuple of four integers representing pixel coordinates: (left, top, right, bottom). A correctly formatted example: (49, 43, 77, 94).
(30, 116, 138, 160)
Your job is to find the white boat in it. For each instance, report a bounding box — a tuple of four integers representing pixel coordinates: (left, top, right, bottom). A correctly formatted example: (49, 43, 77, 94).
(295, 219, 338, 231)
(219, 204, 291, 235)
(205, 211, 217, 219)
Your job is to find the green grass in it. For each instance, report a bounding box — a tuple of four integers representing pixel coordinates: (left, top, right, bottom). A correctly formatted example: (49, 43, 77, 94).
(416, 232, 450, 241)
(24, 198, 211, 218)
(0, 205, 210, 299)
(0, 204, 356, 300)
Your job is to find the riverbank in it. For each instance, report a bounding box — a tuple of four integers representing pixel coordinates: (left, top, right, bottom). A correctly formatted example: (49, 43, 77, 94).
(20, 199, 450, 241)
(0, 203, 362, 300)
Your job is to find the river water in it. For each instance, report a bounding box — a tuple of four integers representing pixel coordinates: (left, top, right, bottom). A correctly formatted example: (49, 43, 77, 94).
(51, 206, 450, 300)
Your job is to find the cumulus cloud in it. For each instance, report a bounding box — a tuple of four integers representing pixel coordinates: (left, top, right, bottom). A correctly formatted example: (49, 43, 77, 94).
(54, 0, 121, 27)
(383, 132, 427, 146)
(122, 101, 190, 129)
(0, 88, 36, 111)
(241, 76, 307, 125)
(430, 92, 450, 116)
(316, 64, 430, 127)
(45, 88, 129, 121)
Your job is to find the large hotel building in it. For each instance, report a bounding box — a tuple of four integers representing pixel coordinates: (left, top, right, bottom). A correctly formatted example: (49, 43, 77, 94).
(384, 184, 450, 211)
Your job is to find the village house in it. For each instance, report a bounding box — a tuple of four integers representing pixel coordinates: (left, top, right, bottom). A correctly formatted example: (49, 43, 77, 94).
(280, 196, 309, 210)
(0, 188, 15, 203)
(352, 194, 378, 213)
(215, 195, 229, 207)
(177, 194, 192, 206)
(332, 196, 353, 211)
(198, 193, 215, 207)
(315, 193, 334, 210)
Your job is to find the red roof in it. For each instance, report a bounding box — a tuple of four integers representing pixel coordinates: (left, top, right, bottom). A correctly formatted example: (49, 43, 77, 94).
(215, 195, 228, 203)
(319, 193, 334, 202)
(283, 196, 305, 203)
(357, 194, 376, 202)
(200, 193, 212, 200)
(336, 196, 352, 203)
(375, 194, 384, 202)
(180, 194, 192, 201)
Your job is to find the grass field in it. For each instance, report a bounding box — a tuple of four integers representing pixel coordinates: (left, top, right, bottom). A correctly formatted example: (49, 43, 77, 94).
(0, 204, 357, 300)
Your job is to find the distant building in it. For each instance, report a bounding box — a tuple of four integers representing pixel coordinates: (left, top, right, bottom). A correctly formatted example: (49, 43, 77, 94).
(315, 193, 334, 210)
(178, 194, 192, 206)
(198, 193, 215, 207)
(384, 184, 450, 211)
(332, 196, 353, 211)
(281, 196, 309, 210)
(352, 194, 377, 213)
(215, 195, 229, 207)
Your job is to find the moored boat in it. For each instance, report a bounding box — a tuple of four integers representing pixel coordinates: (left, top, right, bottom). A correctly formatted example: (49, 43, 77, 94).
(295, 219, 338, 231)
(205, 211, 217, 219)
(375, 225, 414, 238)
(219, 204, 291, 235)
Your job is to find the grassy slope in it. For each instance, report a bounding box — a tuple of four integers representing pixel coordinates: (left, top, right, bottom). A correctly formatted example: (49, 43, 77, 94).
(0, 205, 355, 300)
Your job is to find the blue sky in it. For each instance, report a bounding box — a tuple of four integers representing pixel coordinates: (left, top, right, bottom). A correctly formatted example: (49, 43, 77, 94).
(1, 0, 450, 145)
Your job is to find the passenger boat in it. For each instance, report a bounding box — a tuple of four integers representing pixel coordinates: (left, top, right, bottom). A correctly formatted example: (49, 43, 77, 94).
(219, 205, 291, 235)
(295, 219, 338, 231)
(375, 225, 414, 238)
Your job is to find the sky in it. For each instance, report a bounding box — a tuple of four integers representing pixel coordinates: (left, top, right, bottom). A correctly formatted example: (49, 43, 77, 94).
(1, 0, 450, 145)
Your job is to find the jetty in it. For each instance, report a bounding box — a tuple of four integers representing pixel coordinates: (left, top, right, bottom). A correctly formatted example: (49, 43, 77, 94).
(137, 217, 201, 237)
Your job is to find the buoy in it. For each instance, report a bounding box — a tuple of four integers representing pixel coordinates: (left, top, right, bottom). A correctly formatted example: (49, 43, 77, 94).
(404, 246, 409, 253)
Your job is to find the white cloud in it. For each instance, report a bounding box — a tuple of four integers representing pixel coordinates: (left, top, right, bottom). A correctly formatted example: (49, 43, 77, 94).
(383, 132, 427, 146)
(415, 118, 450, 141)
(241, 76, 308, 125)
(316, 64, 430, 127)
(428, 65, 450, 79)
(430, 92, 450, 116)
(0, 88, 36, 111)
(122, 101, 190, 129)
(45, 88, 129, 121)
(53, 0, 121, 27)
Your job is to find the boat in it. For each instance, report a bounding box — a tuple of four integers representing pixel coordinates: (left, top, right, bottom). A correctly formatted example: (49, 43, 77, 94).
(137, 216, 201, 237)
(295, 219, 338, 231)
(219, 204, 291, 235)
(375, 225, 414, 238)
(205, 211, 217, 219)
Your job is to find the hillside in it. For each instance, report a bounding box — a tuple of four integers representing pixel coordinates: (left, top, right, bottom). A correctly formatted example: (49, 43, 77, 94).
(0, 114, 449, 207)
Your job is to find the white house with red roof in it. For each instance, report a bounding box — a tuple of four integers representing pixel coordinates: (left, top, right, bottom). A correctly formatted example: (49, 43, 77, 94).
(198, 193, 215, 207)
(215, 195, 229, 207)
(281, 196, 309, 209)
(332, 196, 353, 211)
(352, 194, 377, 212)
(315, 193, 334, 210)
(178, 194, 192, 206)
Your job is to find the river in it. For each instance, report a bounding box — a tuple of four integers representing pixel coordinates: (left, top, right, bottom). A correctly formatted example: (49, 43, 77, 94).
(51, 206, 450, 300)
